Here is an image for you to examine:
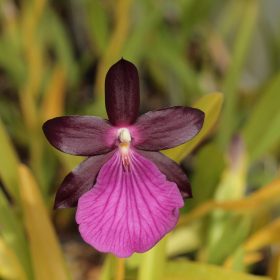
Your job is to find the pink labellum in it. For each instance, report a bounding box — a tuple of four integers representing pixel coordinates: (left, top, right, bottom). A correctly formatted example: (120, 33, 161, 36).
(76, 149, 184, 258)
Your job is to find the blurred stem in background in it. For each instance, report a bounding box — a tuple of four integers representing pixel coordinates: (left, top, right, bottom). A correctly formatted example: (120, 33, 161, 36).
(137, 236, 168, 280)
(94, 0, 133, 98)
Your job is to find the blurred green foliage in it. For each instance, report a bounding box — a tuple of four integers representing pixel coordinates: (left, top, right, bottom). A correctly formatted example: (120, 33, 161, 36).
(0, 0, 280, 279)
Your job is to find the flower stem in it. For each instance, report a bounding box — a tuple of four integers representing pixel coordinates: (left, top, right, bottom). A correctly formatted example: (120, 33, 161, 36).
(99, 254, 125, 280)
(115, 257, 125, 280)
(137, 235, 168, 280)
(99, 254, 115, 280)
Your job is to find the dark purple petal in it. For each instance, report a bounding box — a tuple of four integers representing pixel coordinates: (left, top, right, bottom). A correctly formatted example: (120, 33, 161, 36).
(43, 116, 116, 156)
(54, 151, 116, 209)
(105, 58, 140, 126)
(132, 106, 205, 150)
(136, 149, 192, 198)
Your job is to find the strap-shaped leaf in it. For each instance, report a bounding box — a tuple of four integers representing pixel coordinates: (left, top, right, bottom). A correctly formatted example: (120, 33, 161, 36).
(19, 164, 72, 280)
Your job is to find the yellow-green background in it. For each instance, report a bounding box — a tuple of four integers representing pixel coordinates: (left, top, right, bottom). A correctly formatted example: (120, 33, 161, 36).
(0, 0, 280, 279)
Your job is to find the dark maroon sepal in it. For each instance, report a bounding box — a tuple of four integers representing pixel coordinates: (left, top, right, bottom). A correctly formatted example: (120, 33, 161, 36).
(105, 58, 140, 126)
(133, 106, 205, 151)
(43, 116, 114, 156)
(135, 149, 192, 199)
(54, 151, 115, 209)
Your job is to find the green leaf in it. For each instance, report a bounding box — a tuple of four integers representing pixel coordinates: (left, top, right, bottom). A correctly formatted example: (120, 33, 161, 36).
(147, 29, 203, 99)
(180, 0, 218, 43)
(0, 118, 20, 203)
(164, 260, 272, 280)
(19, 164, 72, 280)
(0, 189, 34, 280)
(167, 221, 202, 257)
(207, 137, 249, 265)
(99, 254, 125, 280)
(183, 143, 226, 213)
(207, 216, 251, 265)
(242, 71, 280, 161)
(0, 235, 28, 280)
(43, 9, 79, 88)
(122, 0, 161, 63)
(137, 236, 168, 280)
(217, 1, 244, 37)
(163, 93, 224, 163)
(0, 37, 25, 85)
(85, 0, 109, 55)
(99, 254, 117, 280)
(217, 0, 259, 151)
(125, 252, 141, 270)
(231, 247, 245, 272)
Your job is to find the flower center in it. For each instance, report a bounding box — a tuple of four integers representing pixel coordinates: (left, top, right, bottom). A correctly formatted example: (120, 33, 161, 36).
(119, 128, 131, 143)
(117, 128, 132, 171)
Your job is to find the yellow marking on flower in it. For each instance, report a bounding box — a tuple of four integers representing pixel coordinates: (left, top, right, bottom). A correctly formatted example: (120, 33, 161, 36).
(117, 128, 132, 171)
(120, 142, 129, 147)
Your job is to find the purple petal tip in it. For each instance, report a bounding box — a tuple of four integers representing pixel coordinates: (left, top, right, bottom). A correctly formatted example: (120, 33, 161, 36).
(105, 59, 140, 126)
(132, 107, 205, 151)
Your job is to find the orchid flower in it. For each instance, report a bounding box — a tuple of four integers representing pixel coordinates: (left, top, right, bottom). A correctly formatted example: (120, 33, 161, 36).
(43, 59, 205, 258)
